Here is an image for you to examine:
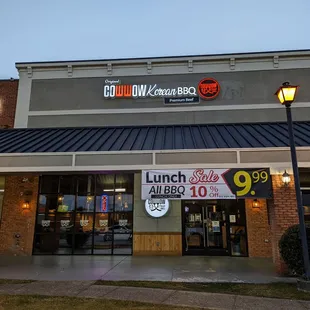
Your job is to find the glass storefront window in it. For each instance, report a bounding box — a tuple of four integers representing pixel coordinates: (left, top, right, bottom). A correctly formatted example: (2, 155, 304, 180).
(113, 212, 133, 255)
(38, 194, 58, 213)
(77, 195, 95, 212)
(95, 193, 114, 213)
(40, 175, 59, 194)
(34, 174, 134, 255)
(57, 194, 75, 212)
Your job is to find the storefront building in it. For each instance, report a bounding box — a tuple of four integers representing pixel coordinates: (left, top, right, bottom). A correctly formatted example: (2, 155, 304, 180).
(0, 50, 310, 274)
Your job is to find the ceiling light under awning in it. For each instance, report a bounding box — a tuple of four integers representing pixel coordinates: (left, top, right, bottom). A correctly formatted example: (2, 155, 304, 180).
(103, 188, 126, 192)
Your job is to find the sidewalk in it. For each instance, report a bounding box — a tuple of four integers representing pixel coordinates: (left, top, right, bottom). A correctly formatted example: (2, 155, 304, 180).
(0, 256, 295, 283)
(0, 280, 309, 310)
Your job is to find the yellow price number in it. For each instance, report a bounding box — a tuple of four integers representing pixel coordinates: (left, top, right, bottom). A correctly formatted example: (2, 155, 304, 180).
(252, 170, 269, 183)
(233, 170, 269, 197)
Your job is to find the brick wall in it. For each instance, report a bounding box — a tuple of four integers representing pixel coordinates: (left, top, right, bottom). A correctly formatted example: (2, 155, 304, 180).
(0, 175, 39, 255)
(0, 79, 18, 128)
(245, 199, 272, 258)
(269, 174, 299, 274)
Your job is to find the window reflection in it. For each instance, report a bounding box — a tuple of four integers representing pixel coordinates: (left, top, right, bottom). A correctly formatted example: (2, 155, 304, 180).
(77, 195, 94, 212)
(115, 193, 133, 212)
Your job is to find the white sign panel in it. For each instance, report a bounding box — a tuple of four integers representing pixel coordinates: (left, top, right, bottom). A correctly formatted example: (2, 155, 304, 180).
(145, 199, 170, 218)
(142, 169, 235, 200)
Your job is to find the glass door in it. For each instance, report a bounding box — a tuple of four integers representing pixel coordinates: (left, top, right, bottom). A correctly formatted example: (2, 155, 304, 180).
(182, 200, 248, 256)
(205, 203, 229, 255)
(184, 202, 204, 252)
(183, 201, 229, 255)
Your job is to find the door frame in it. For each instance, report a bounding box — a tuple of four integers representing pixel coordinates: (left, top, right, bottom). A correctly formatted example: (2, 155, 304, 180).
(181, 200, 248, 257)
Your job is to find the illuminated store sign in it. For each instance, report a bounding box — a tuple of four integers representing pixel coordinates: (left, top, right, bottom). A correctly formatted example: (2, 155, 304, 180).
(145, 199, 170, 218)
(103, 78, 220, 100)
(142, 168, 272, 200)
(101, 194, 108, 212)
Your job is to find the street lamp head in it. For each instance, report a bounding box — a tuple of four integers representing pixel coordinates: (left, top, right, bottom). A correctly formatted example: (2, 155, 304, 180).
(275, 82, 298, 106)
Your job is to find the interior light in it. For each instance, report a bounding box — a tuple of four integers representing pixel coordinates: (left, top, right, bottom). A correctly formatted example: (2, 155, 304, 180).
(103, 188, 126, 192)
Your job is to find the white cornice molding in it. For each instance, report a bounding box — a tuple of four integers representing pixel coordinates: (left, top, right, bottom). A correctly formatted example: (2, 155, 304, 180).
(15, 50, 310, 69)
(27, 102, 310, 116)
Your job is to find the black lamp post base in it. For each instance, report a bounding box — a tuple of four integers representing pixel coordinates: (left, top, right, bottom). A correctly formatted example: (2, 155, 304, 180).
(297, 278, 310, 292)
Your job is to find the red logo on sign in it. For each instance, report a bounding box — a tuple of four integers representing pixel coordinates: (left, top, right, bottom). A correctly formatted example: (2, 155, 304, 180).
(198, 78, 220, 100)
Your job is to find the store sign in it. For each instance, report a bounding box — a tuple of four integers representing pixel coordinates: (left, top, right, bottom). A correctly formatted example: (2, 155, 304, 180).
(103, 78, 219, 101)
(101, 194, 108, 212)
(145, 199, 170, 218)
(142, 168, 272, 200)
(198, 78, 220, 100)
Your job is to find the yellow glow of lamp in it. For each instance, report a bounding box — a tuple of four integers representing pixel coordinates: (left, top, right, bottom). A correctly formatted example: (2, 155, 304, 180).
(22, 202, 30, 210)
(282, 170, 291, 186)
(275, 82, 298, 105)
(252, 199, 260, 209)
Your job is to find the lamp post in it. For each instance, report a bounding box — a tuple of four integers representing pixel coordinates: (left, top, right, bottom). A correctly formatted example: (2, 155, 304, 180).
(275, 82, 310, 279)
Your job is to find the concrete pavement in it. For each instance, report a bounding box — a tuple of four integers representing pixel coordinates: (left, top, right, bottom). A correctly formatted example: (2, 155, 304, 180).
(0, 255, 296, 283)
(0, 280, 309, 310)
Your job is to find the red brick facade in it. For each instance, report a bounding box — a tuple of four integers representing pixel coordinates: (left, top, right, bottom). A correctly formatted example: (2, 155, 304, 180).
(269, 174, 299, 274)
(0, 79, 18, 128)
(0, 176, 39, 255)
(245, 199, 272, 258)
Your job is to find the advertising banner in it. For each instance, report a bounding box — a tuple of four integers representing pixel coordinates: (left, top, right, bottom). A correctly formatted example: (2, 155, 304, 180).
(141, 168, 272, 200)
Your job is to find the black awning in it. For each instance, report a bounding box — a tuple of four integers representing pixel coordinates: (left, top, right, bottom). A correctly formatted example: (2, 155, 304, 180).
(0, 122, 309, 153)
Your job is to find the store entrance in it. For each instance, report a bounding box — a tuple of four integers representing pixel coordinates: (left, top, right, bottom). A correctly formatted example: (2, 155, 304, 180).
(182, 200, 248, 256)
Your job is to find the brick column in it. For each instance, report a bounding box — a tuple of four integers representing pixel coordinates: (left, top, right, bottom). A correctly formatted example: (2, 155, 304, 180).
(0, 175, 39, 256)
(0, 80, 18, 128)
(245, 199, 272, 257)
(269, 174, 299, 274)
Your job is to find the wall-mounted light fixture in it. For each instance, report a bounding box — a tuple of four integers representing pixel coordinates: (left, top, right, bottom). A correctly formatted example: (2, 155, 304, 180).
(282, 170, 291, 187)
(252, 199, 260, 209)
(22, 201, 30, 210)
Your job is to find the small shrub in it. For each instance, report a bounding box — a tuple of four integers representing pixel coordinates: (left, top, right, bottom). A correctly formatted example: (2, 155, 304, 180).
(279, 224, 310, 276)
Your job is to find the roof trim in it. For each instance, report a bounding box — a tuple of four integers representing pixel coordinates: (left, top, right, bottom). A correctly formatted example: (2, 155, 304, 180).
(4, 120, 309, 132)
(15, 49, 310, 69)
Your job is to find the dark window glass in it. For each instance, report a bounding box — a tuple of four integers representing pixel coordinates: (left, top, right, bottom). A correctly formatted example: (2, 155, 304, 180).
(73, 234, 93, 254)
(38, 194, 58, 213)
(33, 233, 57, 254)
(59, 176, 75, 194)
(77, 175, 94, 194)
(93, 213, 113, 254)
(115, 174, 134, 194)
(113, 212, 133, 254)
(96, 174, 115, 194)
(56, 233, 73, 254)
(40, 176, 59, 194)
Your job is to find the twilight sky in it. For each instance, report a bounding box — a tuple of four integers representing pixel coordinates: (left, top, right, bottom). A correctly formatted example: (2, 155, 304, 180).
(1, 0, 310, 78)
